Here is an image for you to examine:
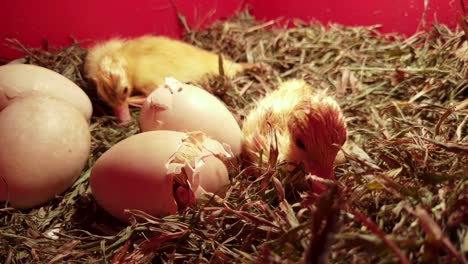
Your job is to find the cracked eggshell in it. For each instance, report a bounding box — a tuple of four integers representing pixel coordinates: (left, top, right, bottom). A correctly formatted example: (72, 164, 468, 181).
(0, 95, 91, 208)
(90, 131, 181, 223)
(139, 77, 242, 155)
(90, 130, 232, 223)
(0, 64, 93, 121)
(196, 156, 230, 198)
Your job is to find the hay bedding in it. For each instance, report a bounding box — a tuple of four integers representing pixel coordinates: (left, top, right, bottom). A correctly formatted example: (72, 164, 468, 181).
(1, 9, 467, 264)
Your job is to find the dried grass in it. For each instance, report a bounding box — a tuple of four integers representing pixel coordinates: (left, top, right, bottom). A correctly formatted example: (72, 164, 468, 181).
(1, 8, 467, 264)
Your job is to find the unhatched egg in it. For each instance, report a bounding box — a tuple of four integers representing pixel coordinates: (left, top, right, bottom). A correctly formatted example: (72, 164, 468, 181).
(90, 130, 231, 223)
(0, 95, 91, 208)
(139, 77, 242, 155)
(0, 64, 93, 121)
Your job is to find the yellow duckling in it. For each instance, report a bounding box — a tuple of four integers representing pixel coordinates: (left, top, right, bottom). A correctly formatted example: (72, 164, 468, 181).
(241, 79, 347, 181)
(84, 35, 246, 123)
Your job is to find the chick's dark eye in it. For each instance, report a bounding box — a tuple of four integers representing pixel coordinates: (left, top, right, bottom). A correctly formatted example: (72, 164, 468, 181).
(295, 138, 306, 150)
(123, 87, 129, 94)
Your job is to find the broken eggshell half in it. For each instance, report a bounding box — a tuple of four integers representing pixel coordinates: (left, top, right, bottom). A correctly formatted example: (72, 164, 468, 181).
(90, 130, 232, 223)
(139, 77, 242, 155)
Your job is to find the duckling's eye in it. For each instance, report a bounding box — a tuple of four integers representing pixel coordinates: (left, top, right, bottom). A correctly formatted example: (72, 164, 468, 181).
(295, 138, 306, 150)
(123, 87, 129, 94)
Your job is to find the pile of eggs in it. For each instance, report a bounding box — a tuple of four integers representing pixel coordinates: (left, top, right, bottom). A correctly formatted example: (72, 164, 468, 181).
(0, 64, 92, 208)
(0, 64, 240, 224)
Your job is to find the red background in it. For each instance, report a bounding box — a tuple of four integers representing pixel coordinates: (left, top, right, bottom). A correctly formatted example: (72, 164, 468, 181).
(0, 0, 465, 60)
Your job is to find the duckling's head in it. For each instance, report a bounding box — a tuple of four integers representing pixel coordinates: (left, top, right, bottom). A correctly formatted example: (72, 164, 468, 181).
(85, 40, 132, 123)
(286, 92, 347, 180)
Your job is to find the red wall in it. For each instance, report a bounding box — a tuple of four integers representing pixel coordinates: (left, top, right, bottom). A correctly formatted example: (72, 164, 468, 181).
(248, 0, 463, 36)
(0, 0, 464, 61)
(0, 0, 244, 60)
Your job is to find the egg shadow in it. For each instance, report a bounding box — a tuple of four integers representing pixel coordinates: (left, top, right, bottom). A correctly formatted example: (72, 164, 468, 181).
(71, 193, 129, 236)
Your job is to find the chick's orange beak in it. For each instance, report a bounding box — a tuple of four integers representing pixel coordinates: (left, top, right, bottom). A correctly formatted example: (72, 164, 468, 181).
(114, 101, 131, 124)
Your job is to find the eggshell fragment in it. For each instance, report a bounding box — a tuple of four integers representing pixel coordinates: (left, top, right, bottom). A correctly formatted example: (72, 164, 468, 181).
(0, 95, 91, 208)
(90, 130, 232, 223)
(197, 156, 230, 198)
(139, 77, 242, 155)
(0, 64, 93, 121)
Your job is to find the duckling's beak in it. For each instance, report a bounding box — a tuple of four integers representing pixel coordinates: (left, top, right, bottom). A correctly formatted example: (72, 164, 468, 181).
(127, 95, 147, 107)
(305, 162, 336, 181)
(114, 101, 131, 124)
(305, 163, 336, 194)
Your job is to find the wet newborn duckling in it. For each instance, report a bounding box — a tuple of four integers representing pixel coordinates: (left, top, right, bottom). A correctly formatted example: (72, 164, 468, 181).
(84, 35, 246, 123)
(242, 79, 347, 181)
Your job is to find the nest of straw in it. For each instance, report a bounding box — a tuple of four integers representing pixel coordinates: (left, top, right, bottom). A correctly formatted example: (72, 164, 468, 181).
(1, 9, 467, 264)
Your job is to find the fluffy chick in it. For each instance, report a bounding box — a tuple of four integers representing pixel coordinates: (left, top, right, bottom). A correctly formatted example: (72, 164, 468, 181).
(84, 35, 245, 123)
(242, 79, 347, 181)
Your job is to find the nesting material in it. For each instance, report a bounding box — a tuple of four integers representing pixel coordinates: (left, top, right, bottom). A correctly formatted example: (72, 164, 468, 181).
(1, 9, 466, 264)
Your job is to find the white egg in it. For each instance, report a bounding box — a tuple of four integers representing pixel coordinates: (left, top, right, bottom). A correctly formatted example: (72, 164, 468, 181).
(0, 95, 91, 208)
(0, 63, 93, 121)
